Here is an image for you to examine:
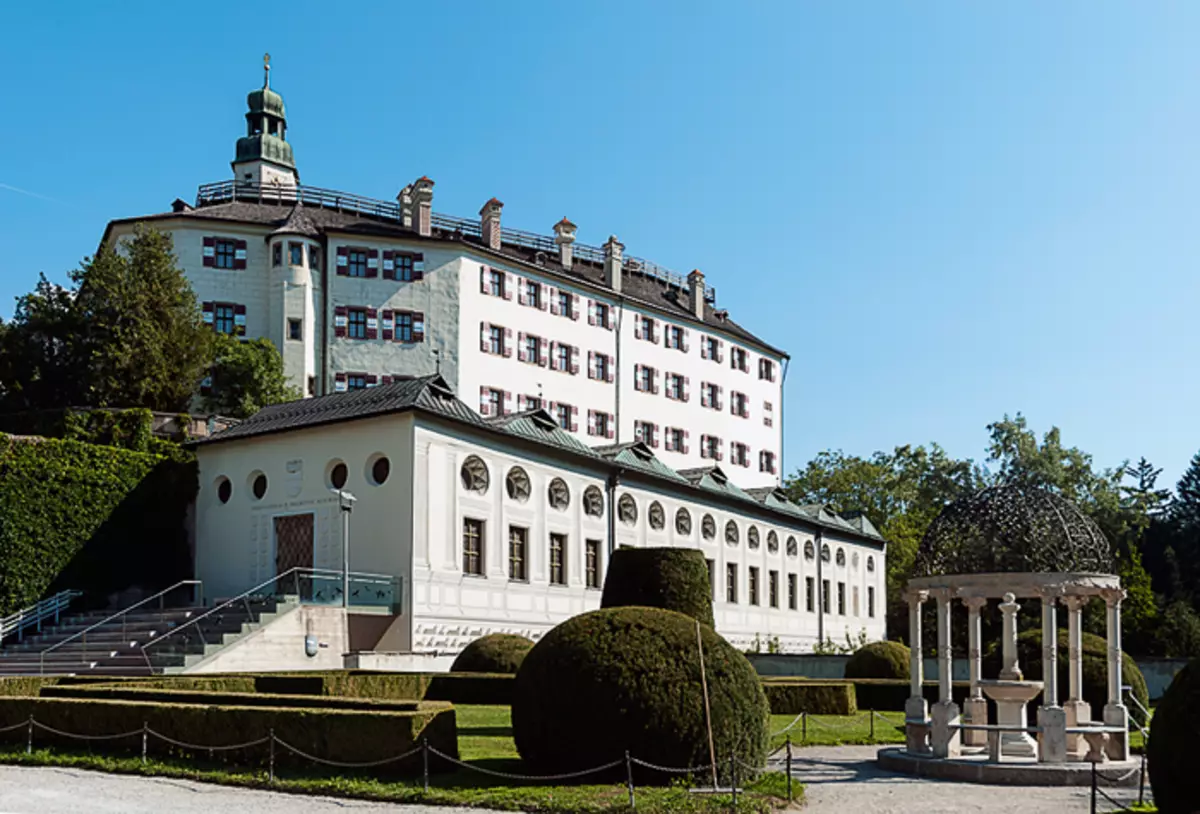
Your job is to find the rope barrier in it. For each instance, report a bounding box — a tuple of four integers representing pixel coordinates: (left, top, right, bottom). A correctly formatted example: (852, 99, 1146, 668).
(146, 730, 271, 752)
(771, 712, 804, 737)
(628, 756, 712, 775)
(274, 737, 423, 769)
(427, 745, 623, 781)
(31, 721, 142, 742)
(0, 721, 31, 735)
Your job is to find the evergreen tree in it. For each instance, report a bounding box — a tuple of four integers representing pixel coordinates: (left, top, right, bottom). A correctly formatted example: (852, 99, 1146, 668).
(201, 334, 300, 418)
(1170, 451, 1200, 532)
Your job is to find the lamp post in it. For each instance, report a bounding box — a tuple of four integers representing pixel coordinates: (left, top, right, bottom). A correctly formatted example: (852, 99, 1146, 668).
(332, 489, 357, 608)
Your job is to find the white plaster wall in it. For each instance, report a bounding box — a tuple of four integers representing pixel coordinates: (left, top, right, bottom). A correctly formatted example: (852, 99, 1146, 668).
(188, 605, 347, 673)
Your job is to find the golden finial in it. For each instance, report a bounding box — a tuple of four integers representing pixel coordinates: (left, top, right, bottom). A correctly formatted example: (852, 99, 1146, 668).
(263, 52, 271, 88)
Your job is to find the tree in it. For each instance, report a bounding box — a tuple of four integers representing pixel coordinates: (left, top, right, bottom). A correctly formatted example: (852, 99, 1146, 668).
(1170, 451, 1200, 532)
(201, 334, 300, 419)
(0, 275, 88, 410)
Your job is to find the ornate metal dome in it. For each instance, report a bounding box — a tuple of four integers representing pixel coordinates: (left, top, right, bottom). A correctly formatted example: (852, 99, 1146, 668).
(915, 485, 1113, 576)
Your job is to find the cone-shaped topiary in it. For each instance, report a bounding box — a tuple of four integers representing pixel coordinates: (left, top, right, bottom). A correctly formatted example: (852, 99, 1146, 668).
(450, 633, 534, 674)
(983, 628, 1149, 726)
(600, 547, 714, 627)
(845, 641, 911, 680)
(1148, 657, 1200, 813)
(512, 607, 768, 782)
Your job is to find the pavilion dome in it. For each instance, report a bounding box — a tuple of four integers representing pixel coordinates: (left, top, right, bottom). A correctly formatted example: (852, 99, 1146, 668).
(914, 484, 1113, 576)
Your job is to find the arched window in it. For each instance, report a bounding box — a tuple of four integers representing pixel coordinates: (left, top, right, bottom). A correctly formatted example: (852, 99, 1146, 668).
(804, 540, 815, 560)
(767, 531, 779, 553)
(786, 536, 798, 557)
(648, 501, 665, 530)
(583, 486, 604, 517)
(747, 526, 760, 550)
(618, 494, 638, 526)
(725, 520, 740, 546)
(836, 548, 846, 567)
(506, 467, 531, 503)
(460, 455, 490, 494)
(675, 508, 692, 536)
(821, 543, 831, 563)
(548, 477, 570, 511)
(702, 514, 717, 540)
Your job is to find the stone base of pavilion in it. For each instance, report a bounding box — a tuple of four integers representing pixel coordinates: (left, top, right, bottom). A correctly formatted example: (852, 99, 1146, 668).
(877, 747, 1140, 787)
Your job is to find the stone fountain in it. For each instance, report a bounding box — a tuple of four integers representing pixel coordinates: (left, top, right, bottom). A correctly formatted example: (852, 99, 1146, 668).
(977, 592, 1042, 758)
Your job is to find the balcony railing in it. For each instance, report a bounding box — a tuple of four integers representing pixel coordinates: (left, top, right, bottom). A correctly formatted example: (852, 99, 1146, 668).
(195, 180, 715, 304)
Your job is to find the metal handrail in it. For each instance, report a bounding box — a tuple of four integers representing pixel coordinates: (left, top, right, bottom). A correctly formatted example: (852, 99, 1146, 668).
(1123, 685, 1152, 739)
(38, 580, 201, 675)
(0, 590, 82, 644)
(139, 567, 397, 672)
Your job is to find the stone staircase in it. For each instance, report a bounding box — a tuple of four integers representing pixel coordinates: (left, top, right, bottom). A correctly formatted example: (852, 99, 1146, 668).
(0, 596, 298, 677)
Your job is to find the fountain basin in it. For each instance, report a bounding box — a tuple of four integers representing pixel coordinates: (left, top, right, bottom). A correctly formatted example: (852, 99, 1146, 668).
(978, 679, 1043, 759)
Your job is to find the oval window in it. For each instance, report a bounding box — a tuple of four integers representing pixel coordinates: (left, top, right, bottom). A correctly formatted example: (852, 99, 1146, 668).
(618, 494, 638, 526)
(330, 462, 348, 490)
(648, 501, 665, 530)
(675, 508, 692, 536)
(460, 455, 489, 494)
(767, 530, 779, 553)
(548, 477, 570, 511)
(702, 514, 717, 540)
(506, 467, 532, 503)
(216, 477, 232, 504)
(371, 456, 390, 485)
(583, 486, 604, 517)
(747, 526, 760, 549)
(252, 473, 268, 500)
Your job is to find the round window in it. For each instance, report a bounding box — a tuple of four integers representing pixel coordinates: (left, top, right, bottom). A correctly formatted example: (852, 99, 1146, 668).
(329, 462, 348, 490)
(371, 456, 391, 486)
(548, 477, 570, 511)
(648, 501, 665, 530)
(216, 477, 232, 504)
(252, 473, 268, 500)
(618, 494, 638, 526)
(506, 467, 532, 503)
(675, 508, 692, 536)
(460, 455, 489, 494)
(725, 520, 740, 546)
(702, 514, 717, 540)
(747, 526, 760, 549)
(583, 486, 604, 517)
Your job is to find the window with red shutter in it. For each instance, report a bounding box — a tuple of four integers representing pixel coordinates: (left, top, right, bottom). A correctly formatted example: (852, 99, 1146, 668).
(412, 253, 425, 281)
(335, 373, 348, 393)
(366, 308, 378, 340)
(202, 237, 216, 267)
(412, 312, 425, 342)
(233, 304, 247, 336)
(366, 249, 380, 278)
(336, 247, 349, 276)
(233, 239, 247, 270)
(382, 251, 395, 280)
(382, 310, 394, 341)
(334, 305, 348, 338)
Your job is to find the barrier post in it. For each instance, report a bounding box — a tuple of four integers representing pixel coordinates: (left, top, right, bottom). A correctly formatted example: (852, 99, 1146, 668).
(26, 716, 32, 755)
(422, 737, 430, 794)
(786, 736, 793, 802)
(802, 711, 807, 742)
(1090, 760, 1096, 814)
(870, 710, 875, 740)
(268, 728, 275, 783)
(1138, 751, 1146, 807)
(730, 752, 738, 811)
(624, 750, 635, 809)
(141, 722, 147, 764)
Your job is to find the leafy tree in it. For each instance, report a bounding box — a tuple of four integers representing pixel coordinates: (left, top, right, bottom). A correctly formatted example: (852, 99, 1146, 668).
(201, 334, 300, 419)
(0, 276, 88, 410)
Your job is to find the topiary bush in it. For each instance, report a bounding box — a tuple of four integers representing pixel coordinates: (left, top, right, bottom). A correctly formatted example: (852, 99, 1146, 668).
(450, 634, 534, 674)
(983, 628, 1149, 726)
(1149, 657, 1200, 813)
(513, 607, 768, 782)
(845, 641, 911, 680)
(600, 547, 714, 627)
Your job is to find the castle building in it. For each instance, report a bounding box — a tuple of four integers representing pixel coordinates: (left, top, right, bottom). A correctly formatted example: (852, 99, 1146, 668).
(102, 64, 788, 487)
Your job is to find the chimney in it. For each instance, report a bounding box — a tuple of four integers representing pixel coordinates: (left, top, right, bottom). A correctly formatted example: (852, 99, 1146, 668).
(412, 176, 434, 237)
(687, 269, 706, 319)
(603, 235, 624, 293)
(397, 184, 413, 229)
(553, 217, 577, 270)
(480, 198, 503, 251)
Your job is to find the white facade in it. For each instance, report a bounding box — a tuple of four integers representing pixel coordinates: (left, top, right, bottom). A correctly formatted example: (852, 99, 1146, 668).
(103, 71, 789, 487)
(192, 380, 886, 656)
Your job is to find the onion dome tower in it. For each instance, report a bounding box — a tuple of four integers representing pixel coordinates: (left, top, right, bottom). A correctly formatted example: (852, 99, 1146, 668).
(232, 54, 298, 187)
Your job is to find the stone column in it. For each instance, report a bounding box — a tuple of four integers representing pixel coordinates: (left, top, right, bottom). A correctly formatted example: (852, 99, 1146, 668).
(1037, 589, 1066, 763)
(998, 592, 1022, 680)
(930, 588, 961, 758)
(904, 589, 931, 755)
(992, 593, 1037, 759)
(1102, 588, 1130, 761)
(1061, 594, 1091, 754)
(961, 596, 989, 747)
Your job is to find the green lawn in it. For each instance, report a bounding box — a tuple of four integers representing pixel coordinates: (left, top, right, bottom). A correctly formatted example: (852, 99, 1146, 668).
(770, 710, 907, 749)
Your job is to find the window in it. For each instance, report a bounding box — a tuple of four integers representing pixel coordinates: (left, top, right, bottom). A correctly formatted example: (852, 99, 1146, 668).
(524, 335, 541, 365)
(726, 564, 738, 603)
(556, 343, 571, 372)
(489, 269, 506, 297)
(666, 373, 686, 401)
(618, 493, 638, 525)
(348, 250, 368, 278)
(725, 520, 740, 546)
(547, 478, 570, 511)
(805, 540, 815, 560)
(347, 373, 367, 391)
(806, 577, 815, 612)
(589, 410, 613, 438)
(703, 336, 720, 361)
(748, 567, 760, 606)
(395, 254, 415, 281)
(216, 477, 232, 504)
(759, 358, 775, 381)
(648, 501, 665, 530)
(558, 290, 573, 318)
(395, 312, 414, 342)
(214, 304, 236, 335)
(706, 559, 716, 599)
(853, 586, 860, 617)
(288, 318, 302, 341)
(639, 315, 657, 342)
(787, 574, 797, 610)
(488, 325, 505, 355)
(463, 518, 484, 576)
(526, 280, 541, 309)
(556, 403, 572, 430)
(836, 548, 846, 567)
(593, 353, 611, 382)
(867, 556, 876, 573)
(764, 401, 774, 428)
(635, 421, 657, 447)
(272, 243, 283, 267)
(665, 427, 686, 452)
(868, 586, 876, 618)
(837, 582, 846, 615)
(748, 526, 760, 550)
(594, 302, 611, 329)
(487, 388, 503, 417)
(760, 451, 777, 474)
(586, 539, 602, 588)
(524, 396, 542, 412)
(252, 473, 268, 500)
(702, 434, 722, 460)
(308, 244, 321, 271)
(769, 570, 779, 608)
(702, 383, 722, 410)
(665, 325, 685, 350)
(730, 346, 748, 372)
(509, 526, 528, 581)
(460, 455, 490, 493)
(821, 544, 831, 563)
(702, 514, 716, 540)
(767, 530, 779, 554)
(549, 533, 567, 585)
(731, 442, 750, 468)
(731, 391, 749, 418)
(215, 239, 236, 269)
(506, 467, 532, 502)
(822, 579, 831, 614)
(787, 536, 798, 557)
(348, 308, 367, 339)
(676, 508, 692, 535)
(636, 365, 655, 393)
(371, 456, 390, 485)
(583, 486, 604, 517)
(289, 242, 304, 266)
(329, 462, 348, 489)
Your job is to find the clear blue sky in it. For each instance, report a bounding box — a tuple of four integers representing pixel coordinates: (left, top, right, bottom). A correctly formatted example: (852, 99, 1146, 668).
(1, 2, 1197, 489)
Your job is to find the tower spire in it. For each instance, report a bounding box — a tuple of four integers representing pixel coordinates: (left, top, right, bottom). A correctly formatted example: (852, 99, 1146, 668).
(232, 57, 297, 186)
(263, 52, 271, 89)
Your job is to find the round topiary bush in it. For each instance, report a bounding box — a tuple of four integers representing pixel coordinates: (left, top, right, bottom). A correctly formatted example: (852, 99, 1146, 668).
(600, 547, 714, 627)
(983, 628, 1149, 726)
(451, 633, 534, 674)
(845, 641, 911, 680)
(1148, 657, 1200, 813)
(513, 607, 768, 781)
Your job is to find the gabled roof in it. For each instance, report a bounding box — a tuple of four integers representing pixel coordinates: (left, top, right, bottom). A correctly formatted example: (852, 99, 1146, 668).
(677, 465, 758, 504)
(485, 409, 598, 456)
(594, 442, 689, 483)
(840, 510, 884, 539)
(270, 202, 319, 238)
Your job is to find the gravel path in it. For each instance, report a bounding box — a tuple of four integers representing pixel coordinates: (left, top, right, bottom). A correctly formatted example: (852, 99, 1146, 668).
(792, 745, 1147, 813)
(0, 765, 480, 814)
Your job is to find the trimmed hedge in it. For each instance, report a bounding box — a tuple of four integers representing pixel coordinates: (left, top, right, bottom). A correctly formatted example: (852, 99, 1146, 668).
(0, 677, 61, 697)
(1148, 657, 1200, 813)
(0, 408, 155, 453)
(760, 680, 857, 715)
(845, 641, 910, 680)
(0, 434, 195, 615)
(38, 685, 426, 711)
(451, 634, 533, 674)
(513, 607, 769, 782)
(600, 547, 714, 627)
